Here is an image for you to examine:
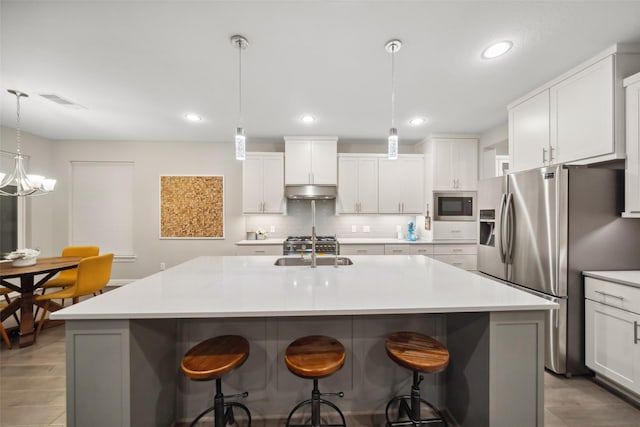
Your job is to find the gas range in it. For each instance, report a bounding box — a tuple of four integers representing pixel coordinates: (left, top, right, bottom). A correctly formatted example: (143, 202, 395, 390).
(283, 235, 339, 255)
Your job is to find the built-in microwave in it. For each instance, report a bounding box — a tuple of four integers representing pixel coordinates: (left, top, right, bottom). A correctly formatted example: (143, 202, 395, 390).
(434, 192, 476, 221)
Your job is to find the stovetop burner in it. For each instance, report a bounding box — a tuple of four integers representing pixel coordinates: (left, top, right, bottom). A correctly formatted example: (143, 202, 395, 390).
(283, 235, 339, 255)
(286, 235, 337, 242)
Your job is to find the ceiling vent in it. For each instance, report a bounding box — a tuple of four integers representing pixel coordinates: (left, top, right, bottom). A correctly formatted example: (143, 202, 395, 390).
(39, 93, 86, 109)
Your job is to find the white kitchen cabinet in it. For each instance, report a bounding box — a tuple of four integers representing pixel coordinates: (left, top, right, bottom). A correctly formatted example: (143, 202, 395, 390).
(378, 155, 424, 214)
(509, 90, 551, 172)
(242, 153, 285, 214)
(550, 55, 614, 164)
(385, 244, 433, 256)
(585, 277, 640, 396)
(235, 245, 282, 256)
(432, 221, 477, 240)
(508, 45, 640, 173)
(340, 244, 385, 255)
(624, 72, 640, 217)
(432, 244, 478, 271)
(337, 155, 378, 214)
(431, 138, 478, 191)
(284, 137, 338, 185)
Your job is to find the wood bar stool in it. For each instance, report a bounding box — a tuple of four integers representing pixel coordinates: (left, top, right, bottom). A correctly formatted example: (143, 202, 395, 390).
(181, 335, 251, 427)
(284, 335, 347, 427)
(385, 331, 450, 426)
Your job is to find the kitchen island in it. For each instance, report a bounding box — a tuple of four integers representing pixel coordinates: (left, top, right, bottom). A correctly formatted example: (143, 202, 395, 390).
(52, 255, 556, 427)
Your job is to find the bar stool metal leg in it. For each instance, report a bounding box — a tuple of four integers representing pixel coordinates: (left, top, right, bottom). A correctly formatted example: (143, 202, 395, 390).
(189, 378, 251, 427)
(384, 371, 447, 427)
(285, 379, 346, 427)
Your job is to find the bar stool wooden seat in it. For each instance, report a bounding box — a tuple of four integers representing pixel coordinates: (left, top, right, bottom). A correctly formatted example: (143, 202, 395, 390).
(284, 335, 347, 427)
(181, 335, 251, 427)
(385, 331, 450, 427)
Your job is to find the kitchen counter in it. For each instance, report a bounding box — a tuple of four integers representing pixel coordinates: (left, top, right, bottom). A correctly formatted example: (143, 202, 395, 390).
(583, 270, 640, 289)
(56, 255, 551, 427)
(52, 255, 553, 320)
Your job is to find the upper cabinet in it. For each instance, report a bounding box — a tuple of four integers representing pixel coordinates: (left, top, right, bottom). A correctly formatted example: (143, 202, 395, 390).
(508, 45, 640, 173)
(378, 155, 424, 214)
(284, 137, 338, 185)
(431, 137, 478, 191)
(509, 90, 551, 172)
(242, 153, 285, 214)
(337, 155, 378, 214)
(623, 72, 640, 218)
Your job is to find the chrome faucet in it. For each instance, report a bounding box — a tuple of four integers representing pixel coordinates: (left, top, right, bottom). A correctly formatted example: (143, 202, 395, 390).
(311, 200, 317, 268)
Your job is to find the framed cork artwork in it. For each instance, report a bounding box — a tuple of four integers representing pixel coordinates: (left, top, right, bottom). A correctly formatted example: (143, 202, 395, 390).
(159, 175, 224, 239)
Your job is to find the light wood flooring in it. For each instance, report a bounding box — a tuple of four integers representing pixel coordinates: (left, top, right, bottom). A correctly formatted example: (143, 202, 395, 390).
(1, 326, 640, 426)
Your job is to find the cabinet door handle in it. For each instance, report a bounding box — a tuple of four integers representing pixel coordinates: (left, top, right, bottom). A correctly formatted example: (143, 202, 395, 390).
(549, 146, 555, 162)
(255, 250, 266, 254)
(451, 230, 461, 233)
(356, 249, 367, 254)
(635, 321, 639, 344)
(542, 147, 548, 164)
(392, 249, 403, 253)
(452, 249, 463, 252)
(398, 202, 401, 213)
(401, 202, 405, 213)
(594, 290, 624, 301)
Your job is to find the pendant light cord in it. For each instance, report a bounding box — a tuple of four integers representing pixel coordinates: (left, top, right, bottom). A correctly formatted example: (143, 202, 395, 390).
(390, 45, 395, 129)
(238, 39, 243, 127)
(15, 93, 22, 155)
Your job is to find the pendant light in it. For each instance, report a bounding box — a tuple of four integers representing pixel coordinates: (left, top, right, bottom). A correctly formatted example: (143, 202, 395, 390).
(385, 39, 401, 160)
(0, 89, 56, 197)
(231, 35, 249, 161)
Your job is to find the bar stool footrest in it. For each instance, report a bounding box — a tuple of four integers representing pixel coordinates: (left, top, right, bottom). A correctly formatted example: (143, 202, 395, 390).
(285, 398, 347, 427)
(190, 401, 252, 427)
(385, 395, 447, 427)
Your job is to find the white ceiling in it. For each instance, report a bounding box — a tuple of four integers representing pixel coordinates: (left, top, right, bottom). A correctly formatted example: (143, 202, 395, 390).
(2, 0, 640, 146)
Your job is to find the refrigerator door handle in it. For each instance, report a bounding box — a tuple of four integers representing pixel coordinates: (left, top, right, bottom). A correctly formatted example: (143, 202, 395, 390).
(506, 192, 515, 264)
(499, 193, 507, 263)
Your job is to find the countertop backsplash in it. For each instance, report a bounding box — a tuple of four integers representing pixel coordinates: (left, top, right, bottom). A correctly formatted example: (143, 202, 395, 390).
(244, 199, 420, 239)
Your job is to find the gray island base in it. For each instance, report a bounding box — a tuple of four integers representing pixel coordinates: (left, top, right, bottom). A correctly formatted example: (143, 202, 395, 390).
(54, 256, 553, 427)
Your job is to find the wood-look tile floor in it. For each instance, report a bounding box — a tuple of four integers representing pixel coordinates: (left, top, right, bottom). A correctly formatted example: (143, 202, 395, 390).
(1, 326, 639, 427)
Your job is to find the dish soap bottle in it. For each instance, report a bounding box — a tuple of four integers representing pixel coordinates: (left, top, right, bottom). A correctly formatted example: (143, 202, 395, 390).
(425, 204, 431, 231)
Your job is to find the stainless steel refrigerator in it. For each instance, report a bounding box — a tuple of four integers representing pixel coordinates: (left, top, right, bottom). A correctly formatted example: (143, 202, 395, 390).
(478, 165, 640, 376)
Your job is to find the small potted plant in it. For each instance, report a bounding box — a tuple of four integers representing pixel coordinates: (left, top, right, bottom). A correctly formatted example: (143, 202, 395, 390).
(256, 228, 268, 240)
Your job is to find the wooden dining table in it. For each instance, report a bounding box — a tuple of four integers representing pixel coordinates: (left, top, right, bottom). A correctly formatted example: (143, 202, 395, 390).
(0, 256, 82, 347)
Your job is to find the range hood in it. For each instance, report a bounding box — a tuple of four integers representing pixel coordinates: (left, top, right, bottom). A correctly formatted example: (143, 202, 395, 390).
(285, 185, 337, 200)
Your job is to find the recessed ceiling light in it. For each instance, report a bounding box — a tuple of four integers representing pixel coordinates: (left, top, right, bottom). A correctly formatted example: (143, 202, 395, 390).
(300, 114, 316, 123)
(409, 117, 427, 126)
(481, 41, 513, 59)
(184, 113, 202, 122)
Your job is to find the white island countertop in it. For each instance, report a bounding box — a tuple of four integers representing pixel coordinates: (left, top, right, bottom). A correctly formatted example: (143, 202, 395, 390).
(583, 270, 640, 289)
(52, 255, 556, 320)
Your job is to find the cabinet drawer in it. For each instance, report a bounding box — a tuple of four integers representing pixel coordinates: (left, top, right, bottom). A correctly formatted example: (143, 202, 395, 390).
(384, 244, 434, 256)
(385, 245, 412, 255)
(433, 254, 477, 271)
(433, 221, 476, 240)
(340, 245, 385, 255)
(433, 244, 477, 255)
(585, 277, 640, 315)
(236, 246, 282, 256)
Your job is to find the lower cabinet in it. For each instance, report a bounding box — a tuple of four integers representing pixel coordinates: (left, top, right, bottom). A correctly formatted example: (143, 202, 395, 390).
(384, 244, 433, 256)
(585, 277, 640, 396)
(432, 244, 477, 271)
(432, 221, 477, 240)
(340, 245, 385, 255)
(236, 245, 282, 256)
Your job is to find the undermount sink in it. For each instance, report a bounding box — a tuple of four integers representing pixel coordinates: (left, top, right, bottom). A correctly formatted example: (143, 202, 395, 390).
(274, 257, 354, 266)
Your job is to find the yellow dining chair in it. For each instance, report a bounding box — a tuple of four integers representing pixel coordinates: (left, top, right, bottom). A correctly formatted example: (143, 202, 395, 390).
(40, 246, 100, 294)
(0, 286, 19, 324)
(0, 301, 11, 349)
(35, 253, 114, 339)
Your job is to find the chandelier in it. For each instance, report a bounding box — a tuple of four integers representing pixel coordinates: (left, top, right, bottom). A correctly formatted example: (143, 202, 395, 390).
(0, 90, 56, 196)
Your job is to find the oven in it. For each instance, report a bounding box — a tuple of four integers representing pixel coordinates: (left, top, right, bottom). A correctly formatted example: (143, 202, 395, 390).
(434, 192, 476, 221)
(283, 236, 339, 255)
